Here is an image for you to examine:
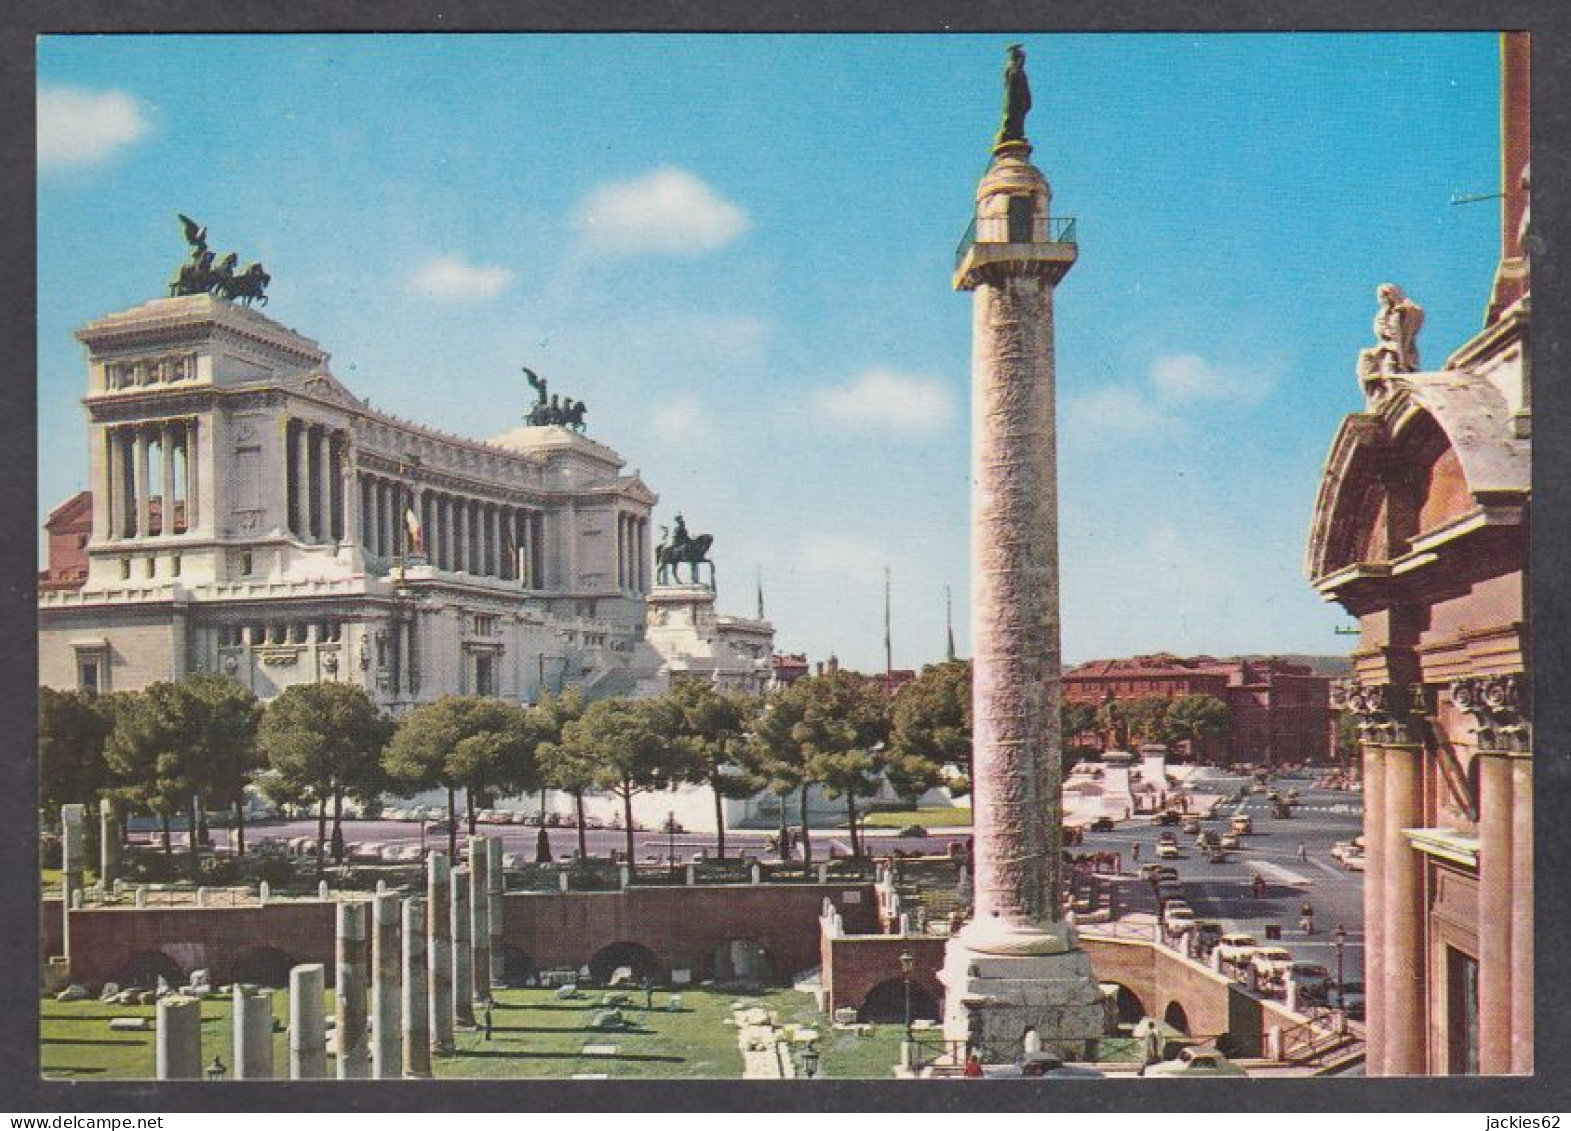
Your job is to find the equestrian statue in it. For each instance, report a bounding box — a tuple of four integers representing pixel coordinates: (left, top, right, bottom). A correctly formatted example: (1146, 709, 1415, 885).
(655, 513, 715, 587)
(168, 214, 270, 306)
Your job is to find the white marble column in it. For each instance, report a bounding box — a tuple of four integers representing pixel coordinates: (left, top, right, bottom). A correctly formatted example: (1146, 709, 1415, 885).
(293, 421, 312, 540)
(132, 427, 150, 537)
(457, 499, 471, 573)
(489, 504, 501, 577)
(314, 427, 332, 543)
(160, 424, 176, 536)
(100, 427, 119, 541)
(427, 852, 454, 1055)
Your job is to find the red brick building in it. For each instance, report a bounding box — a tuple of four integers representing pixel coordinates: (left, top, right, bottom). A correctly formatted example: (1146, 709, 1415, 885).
(1305, 34, 1531, 1076)
(1063, 653, 1331, 766)
(38, 490, 92, 592)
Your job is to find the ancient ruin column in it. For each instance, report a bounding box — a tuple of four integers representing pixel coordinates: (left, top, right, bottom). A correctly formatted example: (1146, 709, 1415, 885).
(60, 804, 86, 962)
(99, 798, 120, 888)
(232, 985, 275, 1080)
(370, 891, 402, 1078)
(938, 48, 1104, 1063)
(1510, 751, 1534, 1073)
(469, 837, 492, 1002)
(487, 836, 506, 986)
(1477, 751, 1514, 1074)
(402, 897, 431, 1077)
(155, 994, 203, 1080)
(427, 852, 454, 1054)
(1361, 744, 1387, 1076)
(288, 963, 328, 1079)
(335, 900, 371, 1079)
(452, 866, 476, 1027)
(1382, 744, 1425, 1074)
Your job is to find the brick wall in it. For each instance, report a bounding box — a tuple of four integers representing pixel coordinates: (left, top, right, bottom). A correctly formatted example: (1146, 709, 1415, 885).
(50, 882, 878, 990)
(819, 932, 945, 1017)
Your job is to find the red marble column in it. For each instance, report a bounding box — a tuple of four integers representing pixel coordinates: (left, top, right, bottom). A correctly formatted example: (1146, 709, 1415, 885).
(1510, 753, 1534, 1073)
(1382, 745, 1425, 1075)
(1362, 743, 1387, 1075)
(1477, 752, 1514, 1074)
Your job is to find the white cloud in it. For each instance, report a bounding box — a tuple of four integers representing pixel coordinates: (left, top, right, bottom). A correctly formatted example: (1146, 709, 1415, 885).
(38, 86, 151, 171)
(574, 167, 749, 256)
(800, 532, 888, 582)
(1063, 385, 1169, 442)
(808, 367, 953, 434)
(650, 394, 713, 445)
(1150, 352, 1272, 405)
(409, 255, 514, 300)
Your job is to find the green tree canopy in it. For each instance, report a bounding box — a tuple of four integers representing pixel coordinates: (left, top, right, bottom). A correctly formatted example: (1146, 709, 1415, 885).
(789, 670, 892, 859)
(1165, 694, 1230, 758)
(178, 674, 263, 856)
(103, 682, 204, 869)
(562, 696, 693, 862)
(262, 682, 391, 870)
(39, 687, 113, 824)
(535, 693, 600, 861)
(889, 659, 971, 800)
(666, 678, 760, 860)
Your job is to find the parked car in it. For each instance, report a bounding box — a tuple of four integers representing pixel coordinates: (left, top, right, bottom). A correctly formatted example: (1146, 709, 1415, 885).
(1181, 817, 1202, 835)
(1206, 847, 1229, 864)
(1342, 850, 1366, 872)
(1157, 810, 1182, 826)
(1287, 962, 1332, 1001)
(1143, 1045, 1247, 1077)
(1195, 921, 1224, 953)
(1157, 831, 1178, 846)
(1163, 904, 1197, 935)
(1195, 829, 1221, 849)
(1326, 980, 1367, 1021)
(1329, 840, 1358, 863)
(993, 1053, 1105, 1079)
(1156, 842, 1181, 859)
(1153, 866, 1180, 883)
(1089, 816, 1116, 832)
(1220, 832, 1242, 850)
(1216, 932, 1259, 969)
(1250, 946, 1295, 986)
(1230, 815, 1253, 835)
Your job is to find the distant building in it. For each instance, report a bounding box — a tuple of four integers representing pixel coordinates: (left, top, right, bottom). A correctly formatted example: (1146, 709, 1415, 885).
(1062, 653, 1331, 765)
(770, 652, 810, 687)
(38, 491, 92, 593)
(1305, 34, 1531, 1077)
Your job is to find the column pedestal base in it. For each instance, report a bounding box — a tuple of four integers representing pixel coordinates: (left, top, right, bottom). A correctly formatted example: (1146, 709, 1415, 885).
(939, 917, 1107, 1063)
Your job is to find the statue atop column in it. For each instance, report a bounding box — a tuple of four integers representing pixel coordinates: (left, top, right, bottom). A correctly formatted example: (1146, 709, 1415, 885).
(1358, 283, 1424, 391)
(522, 366, 588, 432)
(168, 214, 270, 306)
(997, 43, 1033, 146)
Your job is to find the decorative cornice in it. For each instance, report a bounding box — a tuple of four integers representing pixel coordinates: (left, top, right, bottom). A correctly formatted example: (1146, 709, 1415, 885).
(1332, 679, 1430, 746)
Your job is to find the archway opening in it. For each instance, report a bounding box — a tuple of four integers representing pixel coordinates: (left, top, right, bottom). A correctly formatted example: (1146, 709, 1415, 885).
(1163, 1000, 1191, 1035)
(712, 939, 775, 985)
(233, 945, 296, 987)
(498, 945, 537, 986)
(856, 977, 940, 1024)
(588, 941, 659, 985)
(1106, 983, 1147, 1026)
(108, 949, 184, 989)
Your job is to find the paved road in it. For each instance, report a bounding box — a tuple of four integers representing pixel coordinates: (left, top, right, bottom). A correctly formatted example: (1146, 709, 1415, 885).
(1078, 769, 1366, 985)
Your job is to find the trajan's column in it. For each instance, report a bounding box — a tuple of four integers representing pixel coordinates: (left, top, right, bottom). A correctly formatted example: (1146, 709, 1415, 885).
(939, 44, 1107, 1062)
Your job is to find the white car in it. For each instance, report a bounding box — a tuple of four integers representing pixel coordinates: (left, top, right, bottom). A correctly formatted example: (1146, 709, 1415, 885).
(1216, 933, 1259, 968)
(1156, 842, 1181, 859)
(1163, 906, 1197, 935)
(1143, 1046, 1247, 1077)
(1343, 851, 1366, 872)
(1250, 946, 1295, 984)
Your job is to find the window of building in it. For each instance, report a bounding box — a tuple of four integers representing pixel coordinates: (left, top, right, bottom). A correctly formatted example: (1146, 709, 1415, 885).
(171, 555, 182, 577)
(473, 614, 499, 637)
(144, 557, 156, 578)
(240, 550, 254, 577)
(1007, 195, 1034, 243)
(119, 556, 131, 580)
(78, 659, 101, 695)
(475, 653, 495, 697)
(1445, 946, 1479, 1074)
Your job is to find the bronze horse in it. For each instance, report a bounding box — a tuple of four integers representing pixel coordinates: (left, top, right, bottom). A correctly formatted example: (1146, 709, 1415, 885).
(655, 525, 714, 586)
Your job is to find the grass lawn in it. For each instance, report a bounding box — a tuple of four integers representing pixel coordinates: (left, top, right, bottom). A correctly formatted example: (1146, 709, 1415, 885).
(861, 807, 972, 829)
(42, 986, 904, 1081)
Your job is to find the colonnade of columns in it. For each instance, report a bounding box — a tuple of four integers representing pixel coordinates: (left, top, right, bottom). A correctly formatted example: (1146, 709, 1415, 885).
(285, 419, 350, 544)
(103, 420, 198, 539)
(360, 477, 544, 586)
(616, 513, 649, 594)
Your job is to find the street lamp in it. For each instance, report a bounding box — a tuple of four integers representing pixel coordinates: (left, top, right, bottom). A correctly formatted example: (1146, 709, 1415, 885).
(899, 950, 915, 1037)
(801, 1042, 820, 1079)
(667, 809, 677, 873)
(205, 1055, 226, 1081)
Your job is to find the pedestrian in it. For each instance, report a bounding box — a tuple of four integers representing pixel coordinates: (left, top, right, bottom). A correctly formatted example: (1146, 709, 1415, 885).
(481, 1000, 494, 1041)
(1131, 842, 1141, 862)
(963, 1052, 984, 1078)
(1297, 842, 1307, 862)
(1253, 874, 1267, 900)
(643, 978, 655, 1011)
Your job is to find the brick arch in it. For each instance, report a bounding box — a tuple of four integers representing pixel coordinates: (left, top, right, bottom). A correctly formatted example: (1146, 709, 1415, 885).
(1163, 1000, 1191, 1035)
(857, 976, 941, 1024)
(711, 937, 777, 984)
(1104, 982, 1148, 1025)
(108, 948, 185, 989)
(588, 941, 659, 984)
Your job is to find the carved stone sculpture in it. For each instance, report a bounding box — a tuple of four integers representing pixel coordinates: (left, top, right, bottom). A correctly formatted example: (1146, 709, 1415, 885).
(1358, 283, 1424, 387)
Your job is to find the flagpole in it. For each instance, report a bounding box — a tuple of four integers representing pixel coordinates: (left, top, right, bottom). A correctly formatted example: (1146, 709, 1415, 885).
(884, 566, 892, 694)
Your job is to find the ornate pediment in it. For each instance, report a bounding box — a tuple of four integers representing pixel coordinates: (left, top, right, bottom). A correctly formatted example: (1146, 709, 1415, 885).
(288, 371, 368, 413)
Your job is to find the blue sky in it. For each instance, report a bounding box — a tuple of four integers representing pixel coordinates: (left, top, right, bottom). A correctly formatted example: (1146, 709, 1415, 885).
(37, 33, 1504, 671)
